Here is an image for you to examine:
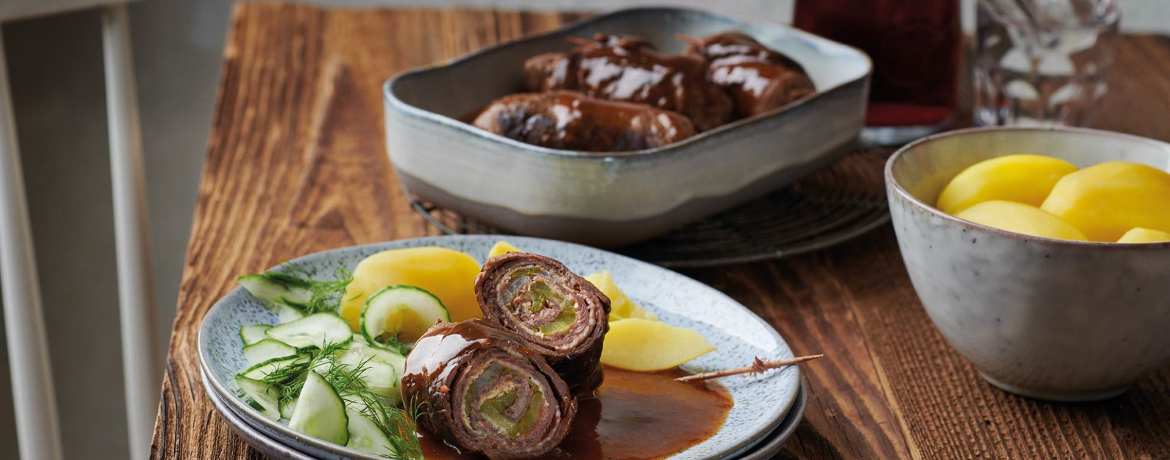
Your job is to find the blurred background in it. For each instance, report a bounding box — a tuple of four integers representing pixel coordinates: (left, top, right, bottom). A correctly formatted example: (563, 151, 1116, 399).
(0, 0, 1167, 458)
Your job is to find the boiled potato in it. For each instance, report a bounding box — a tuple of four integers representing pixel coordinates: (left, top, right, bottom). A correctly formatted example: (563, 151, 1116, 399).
(1117, 227, 1170, 243)
(600, 318, 715, 371)
(340, 247, 482, 331)
(488, 241, 522, 258)
(584, 270, 658, 322)
(956, 200, 1088, 241)
(1040, 162, 1170, 242)
(936, 154, 1078, 214)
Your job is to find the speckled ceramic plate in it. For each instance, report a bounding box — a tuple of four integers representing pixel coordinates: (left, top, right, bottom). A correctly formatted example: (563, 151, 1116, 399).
(203, 367, 807, 460)
(198, 235, 801, 460)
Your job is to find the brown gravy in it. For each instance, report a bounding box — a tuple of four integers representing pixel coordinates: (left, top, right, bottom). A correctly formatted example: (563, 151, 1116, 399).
(418, 367, 733, 460)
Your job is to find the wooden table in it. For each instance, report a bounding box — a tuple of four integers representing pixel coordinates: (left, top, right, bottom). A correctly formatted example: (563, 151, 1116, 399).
(150, 3, 1170, 459)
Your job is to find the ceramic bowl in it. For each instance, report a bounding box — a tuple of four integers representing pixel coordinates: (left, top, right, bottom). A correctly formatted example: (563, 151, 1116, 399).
(886, 127, 1170, 402)
(383, 7, 871, 247)
(198, 235, 802, 460)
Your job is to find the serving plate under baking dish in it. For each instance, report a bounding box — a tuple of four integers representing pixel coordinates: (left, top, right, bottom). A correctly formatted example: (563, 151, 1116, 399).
(384, 7, 872, 247)
(199, 235, 802, 460)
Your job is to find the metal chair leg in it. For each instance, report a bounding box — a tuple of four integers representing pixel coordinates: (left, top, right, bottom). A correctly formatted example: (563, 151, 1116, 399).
(0, 28, 65, 460)
(101, 4, 162, 460)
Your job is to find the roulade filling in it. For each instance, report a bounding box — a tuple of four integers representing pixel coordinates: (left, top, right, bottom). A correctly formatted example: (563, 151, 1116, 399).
(460, 359, 556, 441)
(500, 267, 582, 339)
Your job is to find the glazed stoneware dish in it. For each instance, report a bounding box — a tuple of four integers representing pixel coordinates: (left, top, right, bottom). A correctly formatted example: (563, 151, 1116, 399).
(384, 7, 871, 247)
(199, 235, 802, 460)
(886, 127, 1170, 402)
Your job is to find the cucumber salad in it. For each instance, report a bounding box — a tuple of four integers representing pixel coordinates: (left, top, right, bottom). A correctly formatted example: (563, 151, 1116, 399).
(233, 265, 449, 459)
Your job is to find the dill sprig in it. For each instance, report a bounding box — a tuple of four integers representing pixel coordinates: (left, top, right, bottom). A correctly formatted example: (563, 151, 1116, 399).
(356, 392, 426, 460)
(375, 333, 414, 356)
(245, 263, 353, 316)
(281, 264, 354, 316)
(267, 341, 352, 403)
(259, 357, 311, 387)
(253, 340, 424, 459)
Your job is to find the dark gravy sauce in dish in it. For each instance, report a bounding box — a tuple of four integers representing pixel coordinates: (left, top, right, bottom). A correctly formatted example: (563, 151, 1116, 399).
(418, 367, 733, 460)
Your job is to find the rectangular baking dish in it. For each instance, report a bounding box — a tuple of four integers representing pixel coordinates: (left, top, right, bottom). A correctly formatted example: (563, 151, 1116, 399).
(384, 7, 872, 247)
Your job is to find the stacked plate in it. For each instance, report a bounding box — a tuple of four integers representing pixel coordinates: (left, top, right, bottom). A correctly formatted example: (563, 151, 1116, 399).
(198, 235, 810, 460)
(409, 149, 890, 268)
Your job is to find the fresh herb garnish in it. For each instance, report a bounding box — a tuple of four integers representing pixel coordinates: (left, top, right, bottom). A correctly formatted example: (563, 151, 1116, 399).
(263, 341, 349, 401)
(355, 392, 426, 460)
(257, 340, 423, 459)
(282, 264, 354, 316)
(376, 332, 414, 356)
(247, 263, 354, 316)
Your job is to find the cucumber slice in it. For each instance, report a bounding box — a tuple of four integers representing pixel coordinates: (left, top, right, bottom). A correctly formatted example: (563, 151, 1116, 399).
(345, 408, 396, 456)
(289, 371, 349, 445)
(240, 353, 310, 380)
(349, 341, 407, 368)
(265, 313, 352, 350)
(276, 304, 305, 323)
(238, 273, 312, 308)
(351, 333, 370, 346)
(239, 324, 272, 345)
(361, 286, 449, 344)
(337, 341, 406, 402)
(235, 376, 282, 420)
(280, 398, 298, 420)
(243, 339, 298, 366)
(243, 396, 265, 413)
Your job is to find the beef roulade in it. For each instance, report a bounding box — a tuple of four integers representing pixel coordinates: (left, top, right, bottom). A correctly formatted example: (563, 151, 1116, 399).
(471, 91, 696, 152)
(682, 32, 817, 118)
(474, 253, 610, 397)
(523, 34, 734, 131)
(401, 320, 577, 460)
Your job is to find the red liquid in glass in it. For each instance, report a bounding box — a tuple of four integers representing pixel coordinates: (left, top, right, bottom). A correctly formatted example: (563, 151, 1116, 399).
(794, 0, 961, 128)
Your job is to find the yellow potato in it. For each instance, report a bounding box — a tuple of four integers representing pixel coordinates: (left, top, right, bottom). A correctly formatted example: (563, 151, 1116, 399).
(1040, 162, 1170, 242)
(1117, 227, 1170, 243)
(340, 247, 482, 331)
(584, 270, 658, 322)
(600, 318, 715, 371)
(488, 241, 522, 258)
(956, 200, 1088, 241)
(936, 154, 1078, 214)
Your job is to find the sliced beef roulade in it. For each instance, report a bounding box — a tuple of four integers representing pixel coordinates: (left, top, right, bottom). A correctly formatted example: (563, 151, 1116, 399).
(401, 320, 576, 460)
(474, 253, 610, 397)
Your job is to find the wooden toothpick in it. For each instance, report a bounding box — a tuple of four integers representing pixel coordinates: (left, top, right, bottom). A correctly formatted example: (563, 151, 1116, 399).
(676, 354, 824, 383)
(565, 36, 595, 47)
(674, 33, 702, 46)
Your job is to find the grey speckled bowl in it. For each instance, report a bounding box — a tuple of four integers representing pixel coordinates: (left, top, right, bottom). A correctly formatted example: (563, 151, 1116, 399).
(384, 7, 871, 247)
(199, 235, 802, 460)
(886, 127, 1170, 402)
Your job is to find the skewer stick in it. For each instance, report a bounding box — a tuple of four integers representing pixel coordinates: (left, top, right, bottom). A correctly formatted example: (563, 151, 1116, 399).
(676, 354, 824, 383)
(674, 33, 702, 46)
(565, 36, 595, 47)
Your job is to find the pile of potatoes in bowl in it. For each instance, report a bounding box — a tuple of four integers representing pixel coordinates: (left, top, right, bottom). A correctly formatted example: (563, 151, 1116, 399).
(936, 155, 1170, 243)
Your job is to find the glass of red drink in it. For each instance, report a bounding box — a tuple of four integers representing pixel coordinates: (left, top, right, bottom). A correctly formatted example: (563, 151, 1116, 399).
(794, 0, 962, 145)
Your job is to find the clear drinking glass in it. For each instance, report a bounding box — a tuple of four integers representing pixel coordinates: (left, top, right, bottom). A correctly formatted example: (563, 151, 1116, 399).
(975, 0, 1120, 127)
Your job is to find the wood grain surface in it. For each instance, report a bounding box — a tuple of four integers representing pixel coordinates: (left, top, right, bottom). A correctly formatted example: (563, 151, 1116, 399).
(151, 3, 1170, 459)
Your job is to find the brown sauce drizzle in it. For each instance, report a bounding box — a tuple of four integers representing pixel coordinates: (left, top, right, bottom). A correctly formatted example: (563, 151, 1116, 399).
(418, 367, 733, 460)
